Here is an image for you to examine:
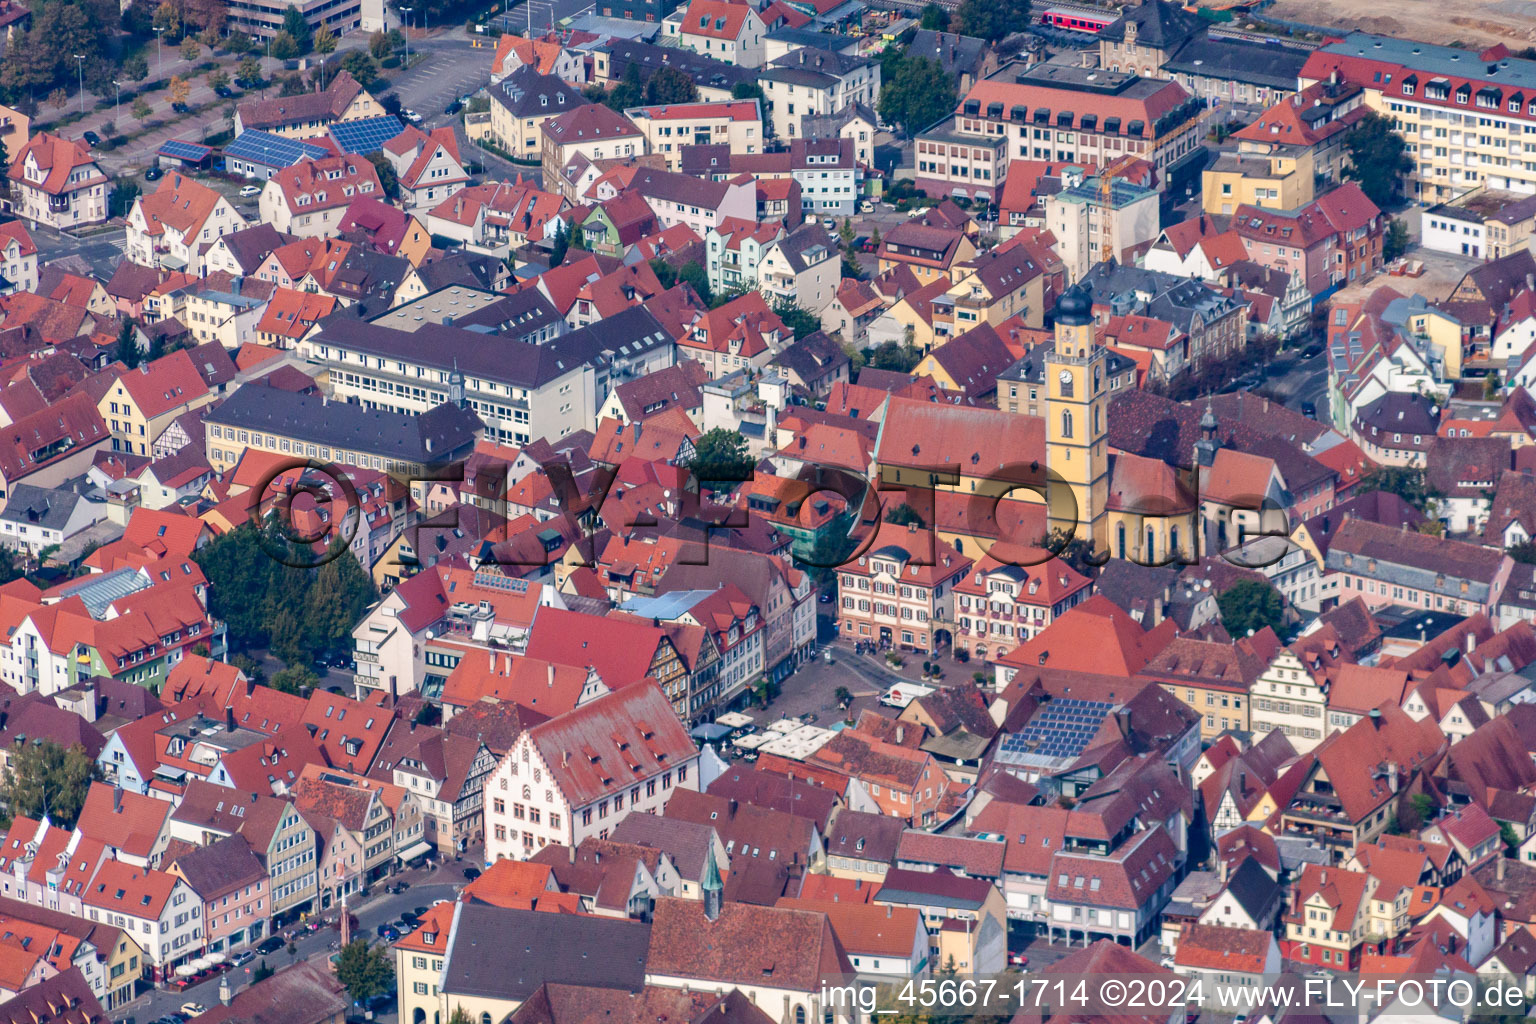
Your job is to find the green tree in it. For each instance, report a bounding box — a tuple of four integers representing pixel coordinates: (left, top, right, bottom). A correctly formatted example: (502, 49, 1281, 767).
(153, 0, 181, 39)
(224, 29, 253, 53)
(677, 261, 712, 305)
(869, 224, 881, 247)
(278, 72, 307, 96)
(773, 298, 820, 339)
(49, 87, 70, 111)
(1383, 217, 1410, 261)
(270, 666, 320, 694)
(180, 35, 201, 60)
(863, 340, 920, 373)
(114, 319, 140, 368)
(367, 150, 398, 198)
(919, 2, 949, 29)
(448, 1009, 472, 1024)
(1406, 792, 1436, 830)
(108, 179, 142, 218)
(269, 30, 300, 60)
(691, 427, 754, 485)
(339, 49, 378, 88)
(1510, 539, 1536, 564)
(334, 940, 394, 1004)
(368, 28, 392, 58)
(132, 96, 152, 119)
(604, 62, 644, 112)
(649, 258, 678, 289)
(207, 69, 230, 91)
(878, 53, 957, 137)
(252, 959, 274, 983)
(1357, 465, 1438, 514)
(644, 66, 697, 105)
(1343, 111, 1412, 209)
(953, 0, 1022, 41)
(884, 503, 925, 528)
(834, 686, 853, 707)
(235, 56, 262, 86)
(122, 53, 150, 83)
(0, 741, 100, 830)
(1215, 579, 1285, 640)
(313, 23, 337, 54)
(229, 653, 266, 686)
(731, 80, 764, 101)
(281, 4, 312, 51)
(302, 552, 376, 658)
(548, 219, 571, 267)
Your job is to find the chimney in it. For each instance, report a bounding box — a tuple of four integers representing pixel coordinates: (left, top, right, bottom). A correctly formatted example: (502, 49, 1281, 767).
(547, 662, 555, 688)
(113, 786, 122, 813)
(886, 903, 892, 918)
(225, 706, 235, 733)
(1467, 631, 1477, 654)
(1498, 857, 1508, 881)
(1386, 761, 1399, 794)
(568, 845, 576, 864)
(896, 725, 904, 744)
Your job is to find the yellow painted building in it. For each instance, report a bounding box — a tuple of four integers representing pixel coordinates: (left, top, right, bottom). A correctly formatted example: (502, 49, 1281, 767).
(1202, 150, 1317, 216)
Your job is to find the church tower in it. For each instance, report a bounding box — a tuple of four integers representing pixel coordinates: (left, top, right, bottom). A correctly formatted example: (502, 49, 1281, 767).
(1044, 284, 1110, 552)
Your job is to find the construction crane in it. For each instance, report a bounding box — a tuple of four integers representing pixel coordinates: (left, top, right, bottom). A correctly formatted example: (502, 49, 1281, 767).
(1098, 153, 1140, 207)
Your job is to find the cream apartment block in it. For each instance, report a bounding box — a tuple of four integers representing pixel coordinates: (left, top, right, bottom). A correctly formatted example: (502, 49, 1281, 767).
(1045, 172, 1161, 281)
(1303, 33, 1536, 202)
(624, 100, 764, 170)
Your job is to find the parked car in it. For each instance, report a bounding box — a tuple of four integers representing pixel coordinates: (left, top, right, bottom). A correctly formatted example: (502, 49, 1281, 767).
(180, 1004, 206, 1017)
(256, 937, 283, 955)
(860, 238, 878, 253)
(405, 109, 422, 124)
(1007, 952, 1029, 968)
(230, 950, 255, 967)
(239, 184, 261, 197)
(1300, 400, 1317, 419)
(463, 866, 481, 881)
(859, 199, 874, 213)
(444, 99, 462, 115)
(376, 924, 400, 941)
(1302, 341, 1325, 358)
(821, 217, 836, 231)
(144, 166, 163, 181)
(82, 130, 102, 148)
(215, 85, 234, 97)
(387, 882, 407, 895)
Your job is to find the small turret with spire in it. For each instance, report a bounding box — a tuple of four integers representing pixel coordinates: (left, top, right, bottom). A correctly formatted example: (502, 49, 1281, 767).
(1195, 402, 1221, 468)
(702, 842, 723, 922)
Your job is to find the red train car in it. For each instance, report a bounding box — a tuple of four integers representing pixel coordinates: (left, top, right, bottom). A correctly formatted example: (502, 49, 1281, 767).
(1039, 6, 1115, 32)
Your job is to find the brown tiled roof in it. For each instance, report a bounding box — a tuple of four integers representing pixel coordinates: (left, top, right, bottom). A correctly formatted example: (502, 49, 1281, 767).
(236, 71, 364, 131)
(646, 897, 852, 991)
(895, 831, 1004, 878)
(1174, 923, 1271, 972)
(1329, 518, 1508, 584)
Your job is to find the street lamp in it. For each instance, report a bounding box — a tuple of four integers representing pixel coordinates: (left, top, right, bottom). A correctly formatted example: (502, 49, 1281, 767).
(73, 55, 85, 116)
(112, 79, 122, 127)
(153, 26, 165, 79)
(399, 7, 412, 69)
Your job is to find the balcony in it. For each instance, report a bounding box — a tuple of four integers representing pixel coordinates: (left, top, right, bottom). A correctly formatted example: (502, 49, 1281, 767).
(355, 650, 379, 664)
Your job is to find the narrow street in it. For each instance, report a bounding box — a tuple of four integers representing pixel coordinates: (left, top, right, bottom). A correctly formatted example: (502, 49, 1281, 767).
(110, 855, 476, 1024)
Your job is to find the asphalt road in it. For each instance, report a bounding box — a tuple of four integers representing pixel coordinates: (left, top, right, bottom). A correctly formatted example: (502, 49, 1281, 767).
(112, 858, 472, 1024)
(25, 223, 129, 281)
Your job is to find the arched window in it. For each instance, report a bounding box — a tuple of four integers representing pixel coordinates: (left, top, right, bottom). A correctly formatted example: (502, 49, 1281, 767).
(482, 1014, 492, 1024)
(1146, 526, 1156, 563)
(1093, 403, 1101, 435)
(1170, 525, 1180, 561)
(522, 785, 531, 800)
(795, 1008, 807, 1024)
(1061, 410, 1074, 438)
(1117, 523, 1126, 560)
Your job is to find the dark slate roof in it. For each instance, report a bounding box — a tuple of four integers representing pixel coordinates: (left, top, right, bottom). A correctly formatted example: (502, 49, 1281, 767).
(490, 64, 583, 119)
(1098, 0, 1203, 49)
(204, 384, 482, 463)
(595, 39, 755, 92)
(909, 30, 989, 79)
(411, 253, 507, 293)
(1221, 853, 1281, 921)
(214, 224, 294, 275)
(1080, 261, 1247, 336)
(442, 902, 650, 1000)
(1163, 35, 1309, 90)
(0, 484, 93, 531)
(769, 330, 850, 384)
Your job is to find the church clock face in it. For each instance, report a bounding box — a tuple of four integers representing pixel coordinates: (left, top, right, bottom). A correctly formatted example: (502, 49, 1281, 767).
(1058, 370, 1072, 385)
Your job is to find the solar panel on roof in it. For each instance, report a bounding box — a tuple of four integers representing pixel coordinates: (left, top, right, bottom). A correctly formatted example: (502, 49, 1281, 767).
(226, 129, 330, 168)
(328, 116, 406, 155)
(159, 139, 213, 160)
